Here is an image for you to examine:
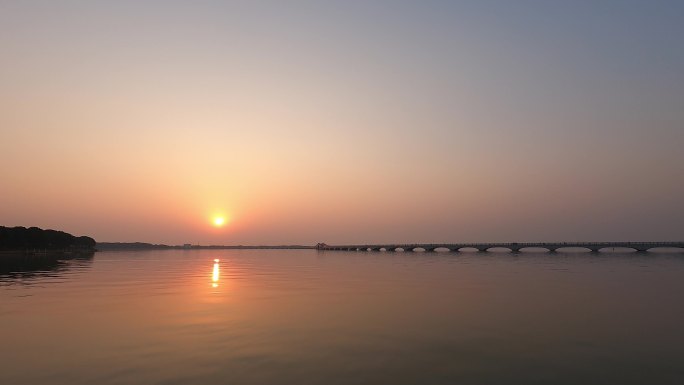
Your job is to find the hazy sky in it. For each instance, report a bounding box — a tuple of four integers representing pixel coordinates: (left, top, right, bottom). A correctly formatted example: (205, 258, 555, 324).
(1, 1, 683, 244)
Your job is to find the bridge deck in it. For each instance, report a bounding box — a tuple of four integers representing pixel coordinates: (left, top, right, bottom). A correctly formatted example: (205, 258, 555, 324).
(317, 242, 684, 252)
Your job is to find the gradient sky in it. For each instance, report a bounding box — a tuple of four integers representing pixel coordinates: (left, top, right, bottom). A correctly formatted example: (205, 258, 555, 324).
(1, 1, 683, 244)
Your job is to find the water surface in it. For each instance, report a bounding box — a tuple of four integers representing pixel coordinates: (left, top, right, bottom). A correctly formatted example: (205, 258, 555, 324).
(1, 250, 683, 384)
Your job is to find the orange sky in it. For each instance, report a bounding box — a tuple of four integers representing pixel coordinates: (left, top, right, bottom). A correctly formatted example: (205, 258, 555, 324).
(1, 2, 683, 244)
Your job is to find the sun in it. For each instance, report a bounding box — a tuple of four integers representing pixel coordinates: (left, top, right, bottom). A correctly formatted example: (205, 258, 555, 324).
(213, 217, 226, 227)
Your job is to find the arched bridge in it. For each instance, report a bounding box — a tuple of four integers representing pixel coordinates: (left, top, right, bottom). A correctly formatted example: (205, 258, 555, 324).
(315, 242, 684, 253)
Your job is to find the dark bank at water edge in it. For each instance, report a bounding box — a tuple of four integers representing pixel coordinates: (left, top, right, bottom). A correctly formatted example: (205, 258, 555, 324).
(0, 226, 96, 256)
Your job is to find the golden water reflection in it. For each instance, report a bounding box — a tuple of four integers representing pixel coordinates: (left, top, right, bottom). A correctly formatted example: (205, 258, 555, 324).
(212, 259, 219, 287)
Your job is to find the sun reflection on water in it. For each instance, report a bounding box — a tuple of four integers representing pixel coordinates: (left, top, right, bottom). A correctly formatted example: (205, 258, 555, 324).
(212, 259, 220, 288)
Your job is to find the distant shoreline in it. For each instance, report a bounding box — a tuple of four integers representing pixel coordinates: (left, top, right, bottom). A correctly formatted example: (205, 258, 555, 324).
(96, 242, 314, 251)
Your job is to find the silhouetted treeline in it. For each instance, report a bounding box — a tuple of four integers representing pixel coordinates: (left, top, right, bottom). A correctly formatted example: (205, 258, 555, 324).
(0, 226, 96, 251)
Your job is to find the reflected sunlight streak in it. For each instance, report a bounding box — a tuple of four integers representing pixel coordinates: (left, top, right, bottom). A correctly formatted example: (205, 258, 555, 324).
(212, 259, 220, 288)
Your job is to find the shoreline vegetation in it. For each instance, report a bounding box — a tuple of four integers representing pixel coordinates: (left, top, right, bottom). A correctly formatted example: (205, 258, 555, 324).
(0, 226, 96, 256)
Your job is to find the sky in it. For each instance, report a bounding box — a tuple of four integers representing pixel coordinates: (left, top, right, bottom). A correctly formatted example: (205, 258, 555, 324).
(1, 1, 683, 245)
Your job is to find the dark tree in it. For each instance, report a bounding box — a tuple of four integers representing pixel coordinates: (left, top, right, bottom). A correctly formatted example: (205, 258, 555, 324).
(0, 226, 96, 251)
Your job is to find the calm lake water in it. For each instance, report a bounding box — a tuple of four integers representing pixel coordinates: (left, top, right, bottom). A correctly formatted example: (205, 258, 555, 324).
(1, 249, 684, 385)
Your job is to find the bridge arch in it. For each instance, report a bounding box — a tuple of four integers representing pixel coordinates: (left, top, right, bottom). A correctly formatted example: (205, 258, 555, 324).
(518, 247, 552, 253)
(486, 247, 515, 253)
(457, 247, 479, 252)
(646, 246, 684, 252)
(547, 247, 589, 253)
(602, 247, 640, 252)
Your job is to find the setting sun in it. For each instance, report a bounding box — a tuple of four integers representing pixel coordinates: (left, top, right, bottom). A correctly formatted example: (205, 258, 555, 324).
(213, 217, 226, 227)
